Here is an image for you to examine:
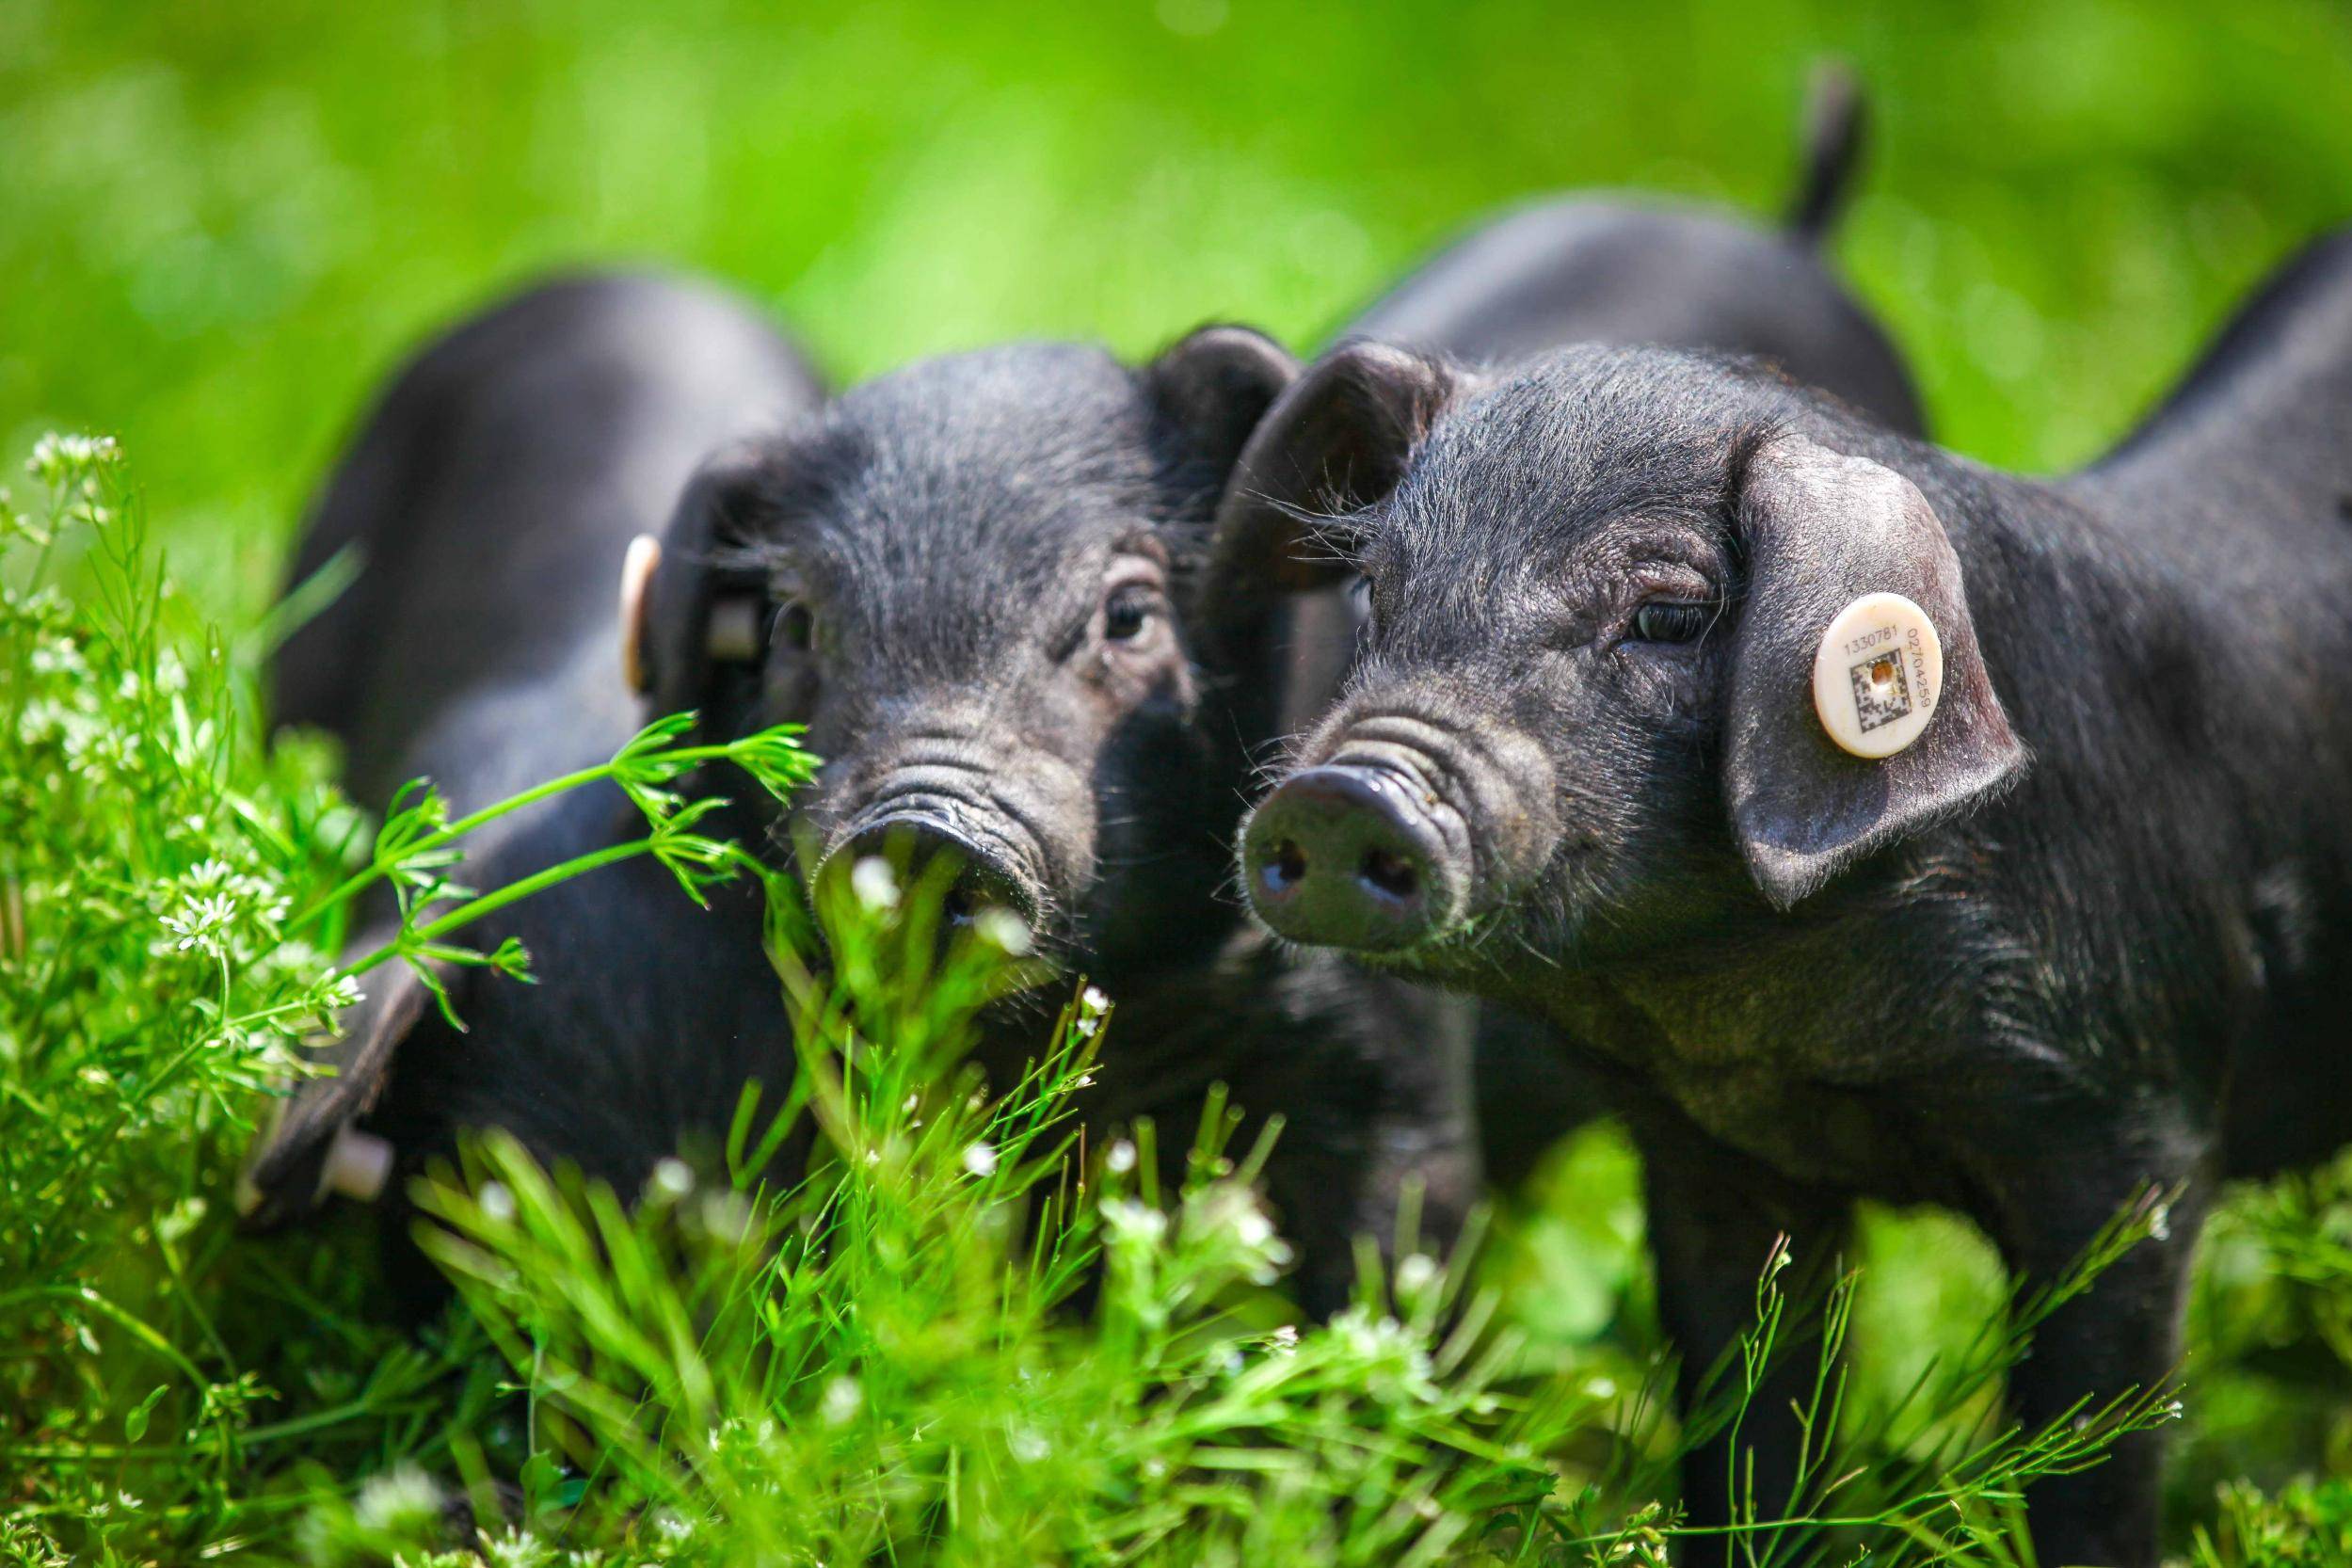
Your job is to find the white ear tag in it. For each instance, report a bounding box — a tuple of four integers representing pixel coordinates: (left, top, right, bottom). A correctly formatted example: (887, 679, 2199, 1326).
(618, 534, 662, 695)
(706, 596, 764, 663)
(319, 1127, 395, 1204)
(1813, 592, 1942, 760)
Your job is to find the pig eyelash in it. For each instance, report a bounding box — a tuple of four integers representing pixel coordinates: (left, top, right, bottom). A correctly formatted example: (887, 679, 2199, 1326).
(1102, 583, 1160, 642)
(1630, 600, 1718, 644)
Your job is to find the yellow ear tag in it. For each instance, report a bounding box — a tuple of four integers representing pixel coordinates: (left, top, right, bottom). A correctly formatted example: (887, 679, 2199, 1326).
(1813, 592, 1942, 760)
(618, 534, 662, 695)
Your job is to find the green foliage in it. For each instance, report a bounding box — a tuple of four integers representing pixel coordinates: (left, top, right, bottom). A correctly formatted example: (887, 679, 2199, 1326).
(2193, 1480, 2352, 1568)
(2, 434, 360, 1550)
(0, 438, 807, 1562)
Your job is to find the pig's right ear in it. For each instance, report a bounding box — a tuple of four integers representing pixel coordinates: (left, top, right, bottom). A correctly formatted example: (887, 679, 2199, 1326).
(1204, 341, 1462, 616)
(236, 952, 458, 1232)
(1143, 323, 1300, 475)
(1723, 437, 2027, 907)
(626, 450, 773, 728)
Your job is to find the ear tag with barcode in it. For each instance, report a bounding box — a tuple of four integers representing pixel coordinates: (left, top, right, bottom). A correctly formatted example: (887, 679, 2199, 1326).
(1813, 592, 1942, 760)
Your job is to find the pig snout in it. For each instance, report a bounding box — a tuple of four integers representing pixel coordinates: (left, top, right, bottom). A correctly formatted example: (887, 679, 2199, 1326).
(1241, 703, 1559, 952)
(1243, 762, 1466, 950)
(814, 810, 1040, 929)
(803, 739, 1077, 936)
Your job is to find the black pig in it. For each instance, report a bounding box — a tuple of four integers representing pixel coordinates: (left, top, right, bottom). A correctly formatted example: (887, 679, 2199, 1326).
(241, 274, 822, 1276)
(1279, 64, 1926, 1190)
(623, 328, 1481, 1315)
(1221, 231, 2352, 1562)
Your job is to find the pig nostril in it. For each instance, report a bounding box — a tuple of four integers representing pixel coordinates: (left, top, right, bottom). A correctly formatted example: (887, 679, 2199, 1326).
(1358, 846, 1420, 903)
(1264, 839, 1309, 893)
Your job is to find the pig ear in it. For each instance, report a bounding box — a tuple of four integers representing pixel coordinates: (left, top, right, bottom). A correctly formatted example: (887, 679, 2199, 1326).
(1143, 323, 1300, 476)
(636, 448, 773, 729)
(1723, 435, 2028, 907)
(1206, 341, 1462, 607)
(236, 949, 460, 1231)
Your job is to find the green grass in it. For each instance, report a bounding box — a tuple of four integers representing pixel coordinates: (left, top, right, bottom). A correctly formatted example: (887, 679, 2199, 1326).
(7, 2, 2352, 1560)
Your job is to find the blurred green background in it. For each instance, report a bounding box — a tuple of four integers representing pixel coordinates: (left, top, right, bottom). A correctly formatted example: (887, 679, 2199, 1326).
(7, 0, 2352, 1544)
(6, 0, 2351, 621)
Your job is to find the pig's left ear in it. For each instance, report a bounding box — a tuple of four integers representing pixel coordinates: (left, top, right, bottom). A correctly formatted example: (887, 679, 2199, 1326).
(1724, 435, 2027, 907)
(1143, 323, 1300, 477)
(628, 447, 773, 737)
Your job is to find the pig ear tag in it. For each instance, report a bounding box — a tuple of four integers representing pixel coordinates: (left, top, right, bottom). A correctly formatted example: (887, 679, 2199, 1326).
(618, 534, 661, 696)
(1812, 592, 1943, 760)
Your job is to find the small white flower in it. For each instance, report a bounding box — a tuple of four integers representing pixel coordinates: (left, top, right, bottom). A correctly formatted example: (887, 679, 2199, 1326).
(159, 891, 239, 957)
(479, 1182, 517, 1223)
(352, 1464, 441, 1536)
(28, 431, 120, 485)
(1104, 1139, 1137, 1174)
(28, 639, 87, 678)
(650, 1158, 694, 1200)
(1269, 1324, 1300, 1355)
(1080, 984, 1110, 1015)
(482, 1526, 557, 1568)
(819, 1375, 861, 1426)
(962, 1141, 999, 1177)
(2147, 1201, 2172, 1241)
(1395, 1253, 1440, 1300)
(973, 905, 1032, 954)
(1100, 1197, 1168, 1245)
(849, 856, 900, 911)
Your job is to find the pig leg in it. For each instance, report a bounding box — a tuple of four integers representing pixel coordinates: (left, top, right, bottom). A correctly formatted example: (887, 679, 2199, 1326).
(1637, 1132, 1852, 1560)
(1979, 1107, 2211, 1568)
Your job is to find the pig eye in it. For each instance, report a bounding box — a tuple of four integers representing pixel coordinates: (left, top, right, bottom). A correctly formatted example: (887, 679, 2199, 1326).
(1632, 600, 1713, 644)
(773, 600, 816, 652)
(1103, 584, 1158, 642)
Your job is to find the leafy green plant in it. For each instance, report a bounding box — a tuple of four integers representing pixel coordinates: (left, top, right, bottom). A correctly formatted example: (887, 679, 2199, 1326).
(0, 435, 806, 1562)
(2192, 1479, 2352, 1568)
